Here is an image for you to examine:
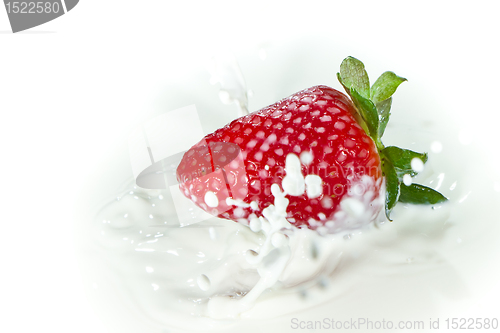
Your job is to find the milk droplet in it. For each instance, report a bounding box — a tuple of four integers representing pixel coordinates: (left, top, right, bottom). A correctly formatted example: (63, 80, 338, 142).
(300, 151, 313, 165)
(197, 274, 211, 291)
(411, 158, 424, 173)
(218, 90, 232, 104)
(403, 174, 413, 186)
(282, 154, 305, 196)
(305, 174, 323, 198)
(250, 201, 259, 210)
(204, 191, 219, 208)
(249, 218, 262, 232)
(431, 141, 443, 153)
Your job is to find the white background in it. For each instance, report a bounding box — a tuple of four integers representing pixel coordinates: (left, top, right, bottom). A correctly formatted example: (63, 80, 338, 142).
(1, 1, 499, 332)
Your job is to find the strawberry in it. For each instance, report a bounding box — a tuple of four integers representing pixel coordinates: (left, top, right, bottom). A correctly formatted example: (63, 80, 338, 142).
(176, 57, 447, 233)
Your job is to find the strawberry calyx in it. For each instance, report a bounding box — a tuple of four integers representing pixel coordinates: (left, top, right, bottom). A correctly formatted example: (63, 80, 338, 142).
(337, 56, 448, 220)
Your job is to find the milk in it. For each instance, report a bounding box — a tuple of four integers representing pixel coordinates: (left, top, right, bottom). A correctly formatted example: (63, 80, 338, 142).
(75, 44, 500, 333)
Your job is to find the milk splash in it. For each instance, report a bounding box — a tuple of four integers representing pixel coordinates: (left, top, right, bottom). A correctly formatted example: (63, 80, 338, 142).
(207, 52, 249, 116)
(207, 153, 384, 318)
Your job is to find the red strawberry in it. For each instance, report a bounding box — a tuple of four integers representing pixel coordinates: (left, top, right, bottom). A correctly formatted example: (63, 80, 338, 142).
(176, 57, 447, 233)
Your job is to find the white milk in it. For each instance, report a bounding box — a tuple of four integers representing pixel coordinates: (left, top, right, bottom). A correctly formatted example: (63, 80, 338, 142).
(76, 42, 500, 333)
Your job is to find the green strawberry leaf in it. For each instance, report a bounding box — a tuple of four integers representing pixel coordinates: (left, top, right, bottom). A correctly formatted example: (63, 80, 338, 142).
(376, 97, 392, 138)
(337, 56, 449, 221)
(382, 146, 428, 177)
(349, 88, 380, 139)
(399, 183, 448, 204)
(339, 56, 371, 99)
(382, 159, 400, 221)
(336, 72, 351, 99)
(370, 71, 407, 105)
